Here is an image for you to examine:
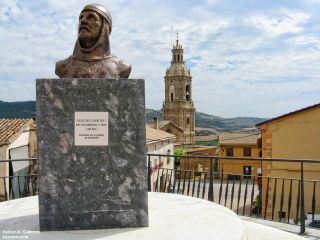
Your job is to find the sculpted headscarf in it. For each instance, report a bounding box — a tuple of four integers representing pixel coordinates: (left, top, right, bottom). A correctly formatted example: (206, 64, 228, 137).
(73, 3, 113, 61)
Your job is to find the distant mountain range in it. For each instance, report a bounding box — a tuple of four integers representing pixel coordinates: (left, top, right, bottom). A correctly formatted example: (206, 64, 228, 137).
(146, 109, 268, 132)
(0, 101, 268, 132)
(0, 101, 36, 118)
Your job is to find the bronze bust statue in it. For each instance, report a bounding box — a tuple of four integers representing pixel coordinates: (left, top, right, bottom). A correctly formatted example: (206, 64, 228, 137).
(55, 4, 131, 79)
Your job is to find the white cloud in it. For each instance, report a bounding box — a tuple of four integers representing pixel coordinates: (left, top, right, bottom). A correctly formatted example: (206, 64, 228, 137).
(246, 10, 310, 36)
(0, 1, 319, 118)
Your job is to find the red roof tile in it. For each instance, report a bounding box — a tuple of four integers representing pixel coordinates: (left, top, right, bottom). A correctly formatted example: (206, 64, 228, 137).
(0, 119, 32, 145)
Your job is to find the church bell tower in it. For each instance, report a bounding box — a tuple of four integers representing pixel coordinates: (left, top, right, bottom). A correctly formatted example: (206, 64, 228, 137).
(162, 37, 195, 144)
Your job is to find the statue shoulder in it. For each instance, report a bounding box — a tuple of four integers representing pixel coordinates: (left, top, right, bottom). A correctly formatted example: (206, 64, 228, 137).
(55, 57, 72, 78)
(110, 56, 132, 78)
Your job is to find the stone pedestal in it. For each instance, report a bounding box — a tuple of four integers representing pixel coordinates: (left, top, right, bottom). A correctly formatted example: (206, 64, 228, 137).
(36, 78, 148, 231)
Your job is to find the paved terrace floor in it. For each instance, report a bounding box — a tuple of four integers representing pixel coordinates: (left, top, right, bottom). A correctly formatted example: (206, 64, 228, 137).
(241, 216, 320, 240)
(0, 193, 310, 240)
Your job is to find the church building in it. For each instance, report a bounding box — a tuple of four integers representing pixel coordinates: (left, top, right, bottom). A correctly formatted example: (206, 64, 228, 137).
(161, 38, 196, 144)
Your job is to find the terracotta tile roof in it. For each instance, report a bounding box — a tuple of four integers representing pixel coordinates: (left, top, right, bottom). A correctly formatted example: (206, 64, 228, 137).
(0, 119, 32, 145)
(146, 125, 176, 144)
(159, 120, 171, 128)
(159, 120, 184, 132)
(256, 103, 320, 127)
(218, 133, 261, 145)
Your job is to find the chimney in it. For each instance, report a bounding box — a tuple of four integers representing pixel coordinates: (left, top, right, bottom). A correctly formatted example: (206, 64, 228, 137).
(153, 116, 158, 129)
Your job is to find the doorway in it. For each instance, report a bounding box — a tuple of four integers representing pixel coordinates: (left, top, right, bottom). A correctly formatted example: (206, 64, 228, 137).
(243, 166, 251, 179)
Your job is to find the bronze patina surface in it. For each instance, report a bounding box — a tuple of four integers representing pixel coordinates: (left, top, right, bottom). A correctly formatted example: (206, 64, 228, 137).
(55, 3, 131, 79)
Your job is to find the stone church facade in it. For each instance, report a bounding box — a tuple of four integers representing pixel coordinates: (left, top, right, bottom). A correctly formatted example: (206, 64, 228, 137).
(161, 39, 195, 144)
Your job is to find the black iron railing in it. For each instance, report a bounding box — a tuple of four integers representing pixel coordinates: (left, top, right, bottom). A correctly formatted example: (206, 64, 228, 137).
(0, 158, 38, 202)
(2, 155, 320, 235)
(147, 154, 320, 234)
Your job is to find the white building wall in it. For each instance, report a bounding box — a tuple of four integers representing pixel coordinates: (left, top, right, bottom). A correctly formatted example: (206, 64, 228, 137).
(7, 130, 30, 174)
(2, 128, 34, 200)
(147, 139, 175, 192)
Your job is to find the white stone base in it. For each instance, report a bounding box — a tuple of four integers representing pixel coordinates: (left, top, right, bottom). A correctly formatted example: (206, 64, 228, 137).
(0, 193, 304, 240)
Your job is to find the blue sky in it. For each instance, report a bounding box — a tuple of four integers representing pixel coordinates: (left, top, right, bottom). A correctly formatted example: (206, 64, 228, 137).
(0, 0, 319, 118)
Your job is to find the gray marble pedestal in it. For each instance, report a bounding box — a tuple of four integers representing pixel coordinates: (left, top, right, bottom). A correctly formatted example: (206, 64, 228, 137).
(36, 78, 148, 231)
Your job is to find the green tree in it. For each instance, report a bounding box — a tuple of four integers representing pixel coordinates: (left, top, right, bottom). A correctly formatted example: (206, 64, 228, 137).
(174, 148, 185, 169)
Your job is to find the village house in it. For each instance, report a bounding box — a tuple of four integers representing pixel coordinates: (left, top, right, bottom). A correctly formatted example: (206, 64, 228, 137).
(218, 132, 261, 179)
(146, 125, 176, 192)
(0, 118, 37, 201)
(178, 146, 216, 178)
(256, 103, 320, 221)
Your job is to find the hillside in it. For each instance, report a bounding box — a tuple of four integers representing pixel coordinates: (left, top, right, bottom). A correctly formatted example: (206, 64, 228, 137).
(0, 101, 36, 118)
(0, 101, 268, 132)
(146, 109, 267, 132)
(195, 112, 267, 131)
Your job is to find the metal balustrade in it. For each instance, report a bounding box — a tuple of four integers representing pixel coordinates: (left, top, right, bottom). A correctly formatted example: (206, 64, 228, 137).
(147, 154, 320, 235)
(1, 155, 320, 235)
(0, 158, 38, 202)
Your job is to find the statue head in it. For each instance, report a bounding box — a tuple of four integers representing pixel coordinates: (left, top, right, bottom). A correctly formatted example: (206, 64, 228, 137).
(55, 3, 132, 78)
(78, 4, 112, 49)
(72, 4, 113, 61)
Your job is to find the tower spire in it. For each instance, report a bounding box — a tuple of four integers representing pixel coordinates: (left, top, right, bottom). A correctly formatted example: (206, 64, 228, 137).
(176, 32, 179, 45)
(171, 32, 183, 63)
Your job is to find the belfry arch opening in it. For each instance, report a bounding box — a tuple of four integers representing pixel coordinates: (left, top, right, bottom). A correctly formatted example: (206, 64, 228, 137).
(186, 85, 190, 101)
(169, 85, 174, 101)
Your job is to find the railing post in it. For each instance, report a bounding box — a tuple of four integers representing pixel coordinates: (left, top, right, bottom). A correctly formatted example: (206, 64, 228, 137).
(258, 158, 262, 218)
(3, 177, 8, 201)
(147, 155, 151, 192)
(300, 161, 305, 235)
(208, 158, 214, 202)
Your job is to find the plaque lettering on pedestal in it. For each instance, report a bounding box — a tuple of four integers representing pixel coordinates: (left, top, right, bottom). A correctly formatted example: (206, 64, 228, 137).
(74, 112, 108, 146)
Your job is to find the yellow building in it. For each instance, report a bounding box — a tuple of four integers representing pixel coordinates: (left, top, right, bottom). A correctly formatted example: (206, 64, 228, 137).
(179, 146, 217, 178)
(256, 103, 320, 221)
(218, 133, 261, 179)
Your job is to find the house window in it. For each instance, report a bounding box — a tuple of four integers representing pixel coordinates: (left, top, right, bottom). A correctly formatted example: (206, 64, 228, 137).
(226, 148, 233, 156)
(170, 93, 174, 101)
(167, 149, 171, 164)
(243, 147, 251, 157)
(186, 118, 190, 126)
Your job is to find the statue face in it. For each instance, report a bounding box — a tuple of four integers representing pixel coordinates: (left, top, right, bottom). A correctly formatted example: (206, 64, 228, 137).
(78, 11, 102, 46)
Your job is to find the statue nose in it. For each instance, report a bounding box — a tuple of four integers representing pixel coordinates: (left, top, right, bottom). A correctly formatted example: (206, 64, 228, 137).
(80, 16, 88, 23)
